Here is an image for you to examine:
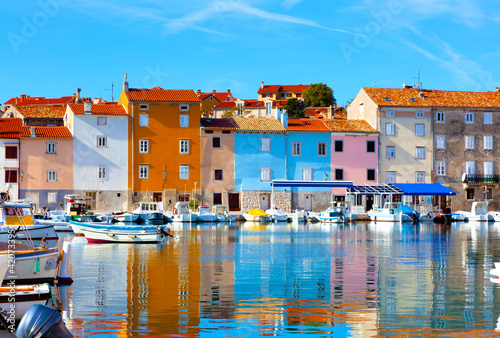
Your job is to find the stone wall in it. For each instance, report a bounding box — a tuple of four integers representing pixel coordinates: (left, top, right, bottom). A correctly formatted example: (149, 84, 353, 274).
(241, 190, 291, 213)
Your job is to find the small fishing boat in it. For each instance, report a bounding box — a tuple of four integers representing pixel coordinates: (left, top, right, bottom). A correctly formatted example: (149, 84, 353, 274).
(112, 212, 140, 223)
(319, 201, 357, 223)
(0, 202, 58, 239)
(456, 201, 493, 222)
(367, 202, 414, 222)
(212, 205, 234, 222)
(169, 202, 198, 222)
(196, 205, 217, 222)
(243, 209, 271, 223)
(265, 209, 288, 222)
(288, 210, 308, 223)
(80, 227, 167, 243)
(133, 200, 165, 223)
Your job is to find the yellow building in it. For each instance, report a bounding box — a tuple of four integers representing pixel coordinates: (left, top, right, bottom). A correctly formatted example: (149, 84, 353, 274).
(257, 81, 309, 101)
(118, 74, 202, 208)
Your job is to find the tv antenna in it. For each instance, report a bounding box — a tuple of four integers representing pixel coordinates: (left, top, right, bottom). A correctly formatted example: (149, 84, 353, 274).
(412, 70, 422, 90)
(105, 82, 114, 102)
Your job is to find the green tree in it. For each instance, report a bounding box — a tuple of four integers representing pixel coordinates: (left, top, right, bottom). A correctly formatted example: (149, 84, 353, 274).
(284, 98, 306, 118)
(302, 83, 336, 107)
(221, 104, 250, 118)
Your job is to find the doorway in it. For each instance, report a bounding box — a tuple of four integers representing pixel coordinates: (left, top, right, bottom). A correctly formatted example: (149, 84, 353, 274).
(229, 193, 240, 211)
(305, 194, 312, 211)
(260, 194, 269, 210)
(366, 195, 374, 212)
(85, 191, 97, 211)
(153, 192, 162, 202)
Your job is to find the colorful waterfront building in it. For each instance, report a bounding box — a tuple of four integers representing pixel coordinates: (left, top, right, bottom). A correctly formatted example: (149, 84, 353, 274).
(200, 118, 236, 209)
(118, 74, 202, 209)
(19, 125, 73, 211)
(65, 100, 129, 211)
(0, 118, 22, 200)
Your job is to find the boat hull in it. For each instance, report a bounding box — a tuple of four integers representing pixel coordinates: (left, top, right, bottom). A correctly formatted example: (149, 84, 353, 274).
(5, 224, 58, 240)
(1, 248, 61, 285)
(81, 228, 164, 243)
(243, 214, 271, 223)
(173, 214, 198, 222)
(0, 284, 51, 319)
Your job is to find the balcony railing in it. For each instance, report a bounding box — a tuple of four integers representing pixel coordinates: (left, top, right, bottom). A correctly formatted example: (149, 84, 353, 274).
(463, 174, 499, 184)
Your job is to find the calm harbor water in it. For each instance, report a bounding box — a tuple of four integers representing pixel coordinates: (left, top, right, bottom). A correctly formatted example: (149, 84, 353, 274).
(49, 221, 500, 337)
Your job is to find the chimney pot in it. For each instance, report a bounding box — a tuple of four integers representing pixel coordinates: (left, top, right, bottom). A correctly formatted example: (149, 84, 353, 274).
(123, 73, 129, 93)
(30, 127, 36, 138)
(84, 100, 92, 113)
(496, 87, 500, 93)
(212, 89, 216, 93)
(21, 94, 26, 100)
(15, 98, 18, 105)
(197, 89, 201, 95)
(260, 81, 264, 89)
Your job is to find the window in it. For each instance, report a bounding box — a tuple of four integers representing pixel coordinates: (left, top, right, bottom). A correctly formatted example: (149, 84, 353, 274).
(484, 135, 493, 150)
(436, 111, 444, 122)
(179, 165, 189, 179)
(282, 93, 291, 98)
(47, 170, 57, 182)
(416, 111, 424, 118)
(180, 140, 189, 154)
(386, 171, 396, 183)
(416, 172, 425, 183)
(139, 104, 149, 110)
(222, 130, 231, 134)
(46, 142, 56, 154)
(484, 161, 494, 176)
(212, 137, 221, 149)
(484, 112, 492, 124)
(317, 142, 326, 156)
(5, 146, 17, 159)
(436, 161, 446, 176)
(139, 139, 149, 153)
(386, 111, 394, 117)
(292, 142, 301, 156)
(97, 117, 107, 125)
(465, 112, 474, 123)
(486, 189, 493, 200)
(466, 161, 476, 175)
(415, 147, 425, 159)
(367, 169, 376, 181)
(385, 123, 395, 136)
(386, 146, 395, 159)
(139, 114, 149, 127)
(465, 135, 475, 149)
(98, 167, 106, 179)
(334, 140, 343, 152)
(180, 105, 189, 111)
(213, 193, 222, 205)
(302, 168, 312, 181)
(261, 137, 270, 152)
(4, 170, 17, 184)
(335, 168, 344, 180)
(214, 169, 223, 181)
(180, 115, 189, 127)
(260, 167, 271, 182)
(139, 165, 149, 179)
(97, 136, 107, 147)
(367, 140, 375, 153)
(266, 102, 272, 115)
(205, 130, 213, 134)
(466, 188, 475, 200)
(415, 124, 425, 136)
(48, 192, 57, 203)
(436, 135, 446, 149)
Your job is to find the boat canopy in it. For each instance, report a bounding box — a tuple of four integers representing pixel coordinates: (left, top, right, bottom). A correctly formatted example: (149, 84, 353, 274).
(271, 180, 354, 188)
(347, 183, 456, 196)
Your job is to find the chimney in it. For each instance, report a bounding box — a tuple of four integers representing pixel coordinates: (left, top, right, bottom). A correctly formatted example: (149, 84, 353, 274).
(197, 89, 201, 95)
(93, 98, 100, 104)
(15, 98, 18, 105)
(77, 88, 81, 103)
(212, 89, 216, 94)
(72, 93, 76, 102)
(20, 94, 26, 101)
(281, 113, 288, 127)
(84, 99, 92, 114)
(30, 127, 36, 138)
(496, 87, 500, 93)
(260, 81, 264, 89)
(123, 73, 129, 93)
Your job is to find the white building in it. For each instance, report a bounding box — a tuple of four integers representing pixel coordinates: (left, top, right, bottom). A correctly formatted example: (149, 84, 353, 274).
(0, 119, 21, 200)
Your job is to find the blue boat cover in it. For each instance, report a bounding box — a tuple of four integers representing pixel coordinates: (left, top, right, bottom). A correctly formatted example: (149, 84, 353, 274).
(390, 183, 456, 196)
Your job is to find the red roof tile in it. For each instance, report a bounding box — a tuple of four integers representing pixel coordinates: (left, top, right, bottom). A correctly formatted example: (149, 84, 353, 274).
(20, 126, 72, 138)
(4, 96, 74, 106)
(363, 87, 500, 108)
(0, 118, 22, 139)
(68, 103, 127, 115)
(258, 84, 309, 94)
(322, 119, 379, 133)
(125, 87, 201, 102)
(213, 101, 236, 109)
(15, 105, 66, 119)
(285, 119, 329, 131)
(201, 118, 237, 130)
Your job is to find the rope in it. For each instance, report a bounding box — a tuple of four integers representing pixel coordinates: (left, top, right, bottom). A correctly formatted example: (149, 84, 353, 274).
(15, 207, 35, 250)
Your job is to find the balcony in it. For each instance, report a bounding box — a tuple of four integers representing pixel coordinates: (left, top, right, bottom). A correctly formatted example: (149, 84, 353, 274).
(462, 174, 499, 185)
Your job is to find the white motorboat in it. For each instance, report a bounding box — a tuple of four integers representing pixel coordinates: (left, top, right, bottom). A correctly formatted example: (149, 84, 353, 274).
(112, 212, 140, 223)
(319, 201, 357, 223)
(242, 209, 271, 223)
(196, 205, 217, 222)
(133, 200, 165, 223)
(488, 211, 500, 222)
(367, 202, 414, 222)
(212, 206, 235, 222)
(0, 202, 58, 239)
(169, 202, 198, 222)
(0, 283, 52, 320)
(288, 210, 308, 223)
(0, 241, 72, 285)
(456, 201, 493, 222)
(265, 209, 288, 222)
(80, 227, 166, 243)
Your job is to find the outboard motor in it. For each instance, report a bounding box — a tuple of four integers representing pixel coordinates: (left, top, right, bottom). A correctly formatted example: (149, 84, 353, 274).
(14, 304, 73, 338)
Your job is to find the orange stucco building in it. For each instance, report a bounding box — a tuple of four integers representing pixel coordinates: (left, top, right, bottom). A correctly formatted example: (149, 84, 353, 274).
(118, 75, 202, 208)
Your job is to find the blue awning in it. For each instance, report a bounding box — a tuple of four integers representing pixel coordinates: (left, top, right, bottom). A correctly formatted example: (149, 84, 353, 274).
(390, 183, 456, 196)
(271, 180, 353, 188)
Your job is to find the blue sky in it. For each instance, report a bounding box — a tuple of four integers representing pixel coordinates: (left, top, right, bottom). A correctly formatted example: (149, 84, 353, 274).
(1, 0, 499, 107)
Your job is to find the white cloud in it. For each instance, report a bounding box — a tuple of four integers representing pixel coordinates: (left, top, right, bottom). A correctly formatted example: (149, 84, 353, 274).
(281, 0, 304, 10)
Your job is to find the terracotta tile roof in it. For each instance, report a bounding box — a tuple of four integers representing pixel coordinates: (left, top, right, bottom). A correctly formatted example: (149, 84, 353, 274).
(258, 84, 309, 94)
(20, 126, 72, 138)
(68, 103, 127, 115)
(231, 117, 285, 132)
(201, 118, 237, 130)
(0, 118, 22, 139)
(322, 119, 379, 133)
(363, 87, 500, 108)
(125, 87, 201, 102)
(285, 119, 329, 131)
(4, 96, 73, 106)
(15, 105, 66, 119)
(198, 91, 232, 102)
(213, 101, 236, 109)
